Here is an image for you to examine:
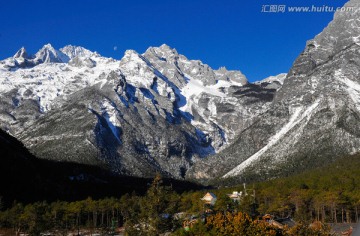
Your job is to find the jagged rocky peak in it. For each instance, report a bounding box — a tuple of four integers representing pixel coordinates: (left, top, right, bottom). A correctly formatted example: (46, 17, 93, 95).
(215, 66, 248, 85)
(122, 49, 141, 60)
(5, 46, 36, 69)
(60, 45, 98, 68)
(144, 44, 179, 62)
(144, 44, 218, 86)
(120, 49, 148, 70)
(143, 45, 188, 88)
(60, 45, 95, 59)
(13, 47, 30, 59)
(288, 0, 360, 78)
(34, 43, 69, 63)
(281, 0, 360, 102)
(2, 44, 71, 70)
(159, 43, 178, 54)
(119, 49, 158, 89)
(309, 0, 360, 64)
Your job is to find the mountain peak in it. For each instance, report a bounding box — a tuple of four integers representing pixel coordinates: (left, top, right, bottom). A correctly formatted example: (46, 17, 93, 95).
(60, 45, 94, 59)
(144, 44, 179, 60)
(13, 47, 29, 59)
(158, 44, 178, 55)
(124, 49, 139, 56)
(121, 49, 142, 62)
(43, 43, 54, 49)
(159, 43, 173, 51)
(120, 49, 148, 69)
(301, 0, 360, 66)
(35, 43, 69, 63)
(217, 66, 227, 72)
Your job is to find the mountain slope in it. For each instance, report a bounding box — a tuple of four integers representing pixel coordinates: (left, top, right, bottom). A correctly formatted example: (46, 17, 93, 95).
(188, 0, 360, 181)
(0, 128, 203, 207)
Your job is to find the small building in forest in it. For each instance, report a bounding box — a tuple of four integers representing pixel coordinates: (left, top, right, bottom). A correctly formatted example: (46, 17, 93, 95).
(227, 191, 242, 201)
(201, 192, 217, 206)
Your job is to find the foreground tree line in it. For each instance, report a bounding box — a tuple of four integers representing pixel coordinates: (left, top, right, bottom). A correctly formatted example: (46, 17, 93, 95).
(252, 154, 360, 224)
(0, 154, 359, 235)
(0, 197, 122, 235)
(0, 175, 333, 235)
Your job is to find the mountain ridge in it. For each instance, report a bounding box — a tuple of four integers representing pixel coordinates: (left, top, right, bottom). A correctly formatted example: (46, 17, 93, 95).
(0, 43, 279, 179)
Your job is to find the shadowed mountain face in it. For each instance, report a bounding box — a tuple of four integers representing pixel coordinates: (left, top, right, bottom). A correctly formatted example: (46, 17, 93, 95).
(0, 129, 203, 207)
(188, 0, 360, 182)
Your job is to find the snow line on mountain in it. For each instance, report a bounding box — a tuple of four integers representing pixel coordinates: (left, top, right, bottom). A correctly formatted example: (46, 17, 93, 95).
(223, 100, 320, 178)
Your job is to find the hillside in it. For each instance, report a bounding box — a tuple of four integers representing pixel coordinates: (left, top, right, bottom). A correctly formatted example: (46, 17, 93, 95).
(0, 129, 203, 208)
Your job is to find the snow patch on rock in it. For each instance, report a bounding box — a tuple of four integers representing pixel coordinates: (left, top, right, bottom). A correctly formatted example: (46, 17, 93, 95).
(223, 100, 320, 178)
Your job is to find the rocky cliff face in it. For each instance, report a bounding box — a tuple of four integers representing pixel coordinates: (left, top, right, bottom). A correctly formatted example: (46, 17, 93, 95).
(188, 0, 360, 181)
(0, 44, 277, 179)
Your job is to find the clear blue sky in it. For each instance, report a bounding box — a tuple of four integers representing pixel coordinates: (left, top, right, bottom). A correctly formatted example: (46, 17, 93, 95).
(0, 0, 349, 82)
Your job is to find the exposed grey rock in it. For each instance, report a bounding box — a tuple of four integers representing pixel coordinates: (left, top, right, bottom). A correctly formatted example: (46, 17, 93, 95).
(69, 56, 96, 68)
(215, 67, 247, 85)
(188, 0, 360, 182)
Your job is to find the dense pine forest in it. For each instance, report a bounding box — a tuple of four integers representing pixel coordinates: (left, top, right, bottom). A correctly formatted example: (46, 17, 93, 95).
(1, 154, 359, 235)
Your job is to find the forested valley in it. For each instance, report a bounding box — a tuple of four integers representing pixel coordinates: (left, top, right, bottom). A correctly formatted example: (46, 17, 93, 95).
(1, 154, 359, 235)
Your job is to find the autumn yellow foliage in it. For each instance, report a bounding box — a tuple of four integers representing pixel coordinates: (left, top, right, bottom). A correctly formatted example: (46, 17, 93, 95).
(175, 212, 332, 236)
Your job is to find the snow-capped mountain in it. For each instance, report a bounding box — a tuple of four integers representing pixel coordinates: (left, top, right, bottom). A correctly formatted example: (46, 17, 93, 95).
(188, 0, 360, 181)
(2, 0, 358, 182)
(0, 43, 277, 178)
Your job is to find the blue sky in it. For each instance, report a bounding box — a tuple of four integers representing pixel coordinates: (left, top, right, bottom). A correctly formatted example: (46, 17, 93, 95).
(0, 0, 349, 82)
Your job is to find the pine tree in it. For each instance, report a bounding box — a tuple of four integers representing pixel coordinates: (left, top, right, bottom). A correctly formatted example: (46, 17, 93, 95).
(0, 196, 3, 211)
(142, 173, 174, 235)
